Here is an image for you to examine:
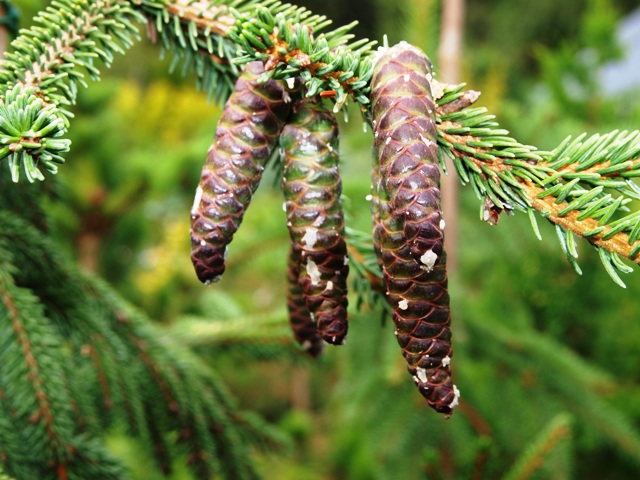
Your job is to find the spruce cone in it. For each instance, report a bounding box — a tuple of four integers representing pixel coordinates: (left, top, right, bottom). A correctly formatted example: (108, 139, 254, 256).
(286, 246, 324, 357)
(190, 61, 292, 284)
(281, 98, 349, 346)
(371, 42, 460, 416)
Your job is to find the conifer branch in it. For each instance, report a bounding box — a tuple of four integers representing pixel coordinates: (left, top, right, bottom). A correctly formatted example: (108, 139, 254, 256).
(0, 241, 114, 476)
(85, 282, 265, 480)
(502, 413, 572, 480)
(0, 211, 282, 479)
(163, 0, 235, 37)
(173, 312, 291, 344)
(0, 0, 144, 181)
(464, 311, 640, 462)
(523, 180, 639, 263)
(2, 290, 58, 450)
(0, 0, 143, 101)
(227, 6, 375, 110)
(434, 83, 640, 285)
(345, 227, 388, 313)
(138, 0, 239, 102)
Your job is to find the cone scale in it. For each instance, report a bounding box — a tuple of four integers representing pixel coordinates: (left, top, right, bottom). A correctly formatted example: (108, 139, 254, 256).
(286, 246, 325, 357)
(281, 98, 349, 346)
(190, 61, 292, 284)
(370, 42, 459, 416)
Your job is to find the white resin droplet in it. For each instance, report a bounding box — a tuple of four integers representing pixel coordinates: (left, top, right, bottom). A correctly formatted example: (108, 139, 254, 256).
(282, 202, 287, 212)
(191, 186, 203, 215)
(242, 126, 254, 140)
(299, 141, 318, 155)
(440, 219, 446, 230)
(204, 274, 221, 286)
(385, 136, 391, 145)
(398, 298, 408, 310)
(200, 240, 206, 246)
(286, 77, 296, 89)
(420, 250, 438, 271)
(404, 73, 410, 82)
(419, 133, 433, 147)
(449, 385, 461, 409)
(306, 258, 321, 285)
(415, 367, 429, 384)
(230, 144, 244, 155)
(365, 194, 373, 201)
(442, 355, 451, 367)
(301, 228, 318, 249)
(326, 280, 334, 291)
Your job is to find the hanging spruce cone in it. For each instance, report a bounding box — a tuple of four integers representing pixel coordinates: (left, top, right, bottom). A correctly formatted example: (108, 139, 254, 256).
(190, 61, 292, 284)
(281, 98, 349, 346)
(286, 247, 325, 357)
(370, 42, 460, 416)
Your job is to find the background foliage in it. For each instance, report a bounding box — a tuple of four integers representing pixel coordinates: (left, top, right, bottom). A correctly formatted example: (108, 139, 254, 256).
(5, 0, 640, 478)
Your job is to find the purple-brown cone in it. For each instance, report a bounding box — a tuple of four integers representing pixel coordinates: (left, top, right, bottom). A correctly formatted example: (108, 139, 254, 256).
(281, 97, 349, 346)
(190, 61, 292, 284)
(371, 42, 459, 416)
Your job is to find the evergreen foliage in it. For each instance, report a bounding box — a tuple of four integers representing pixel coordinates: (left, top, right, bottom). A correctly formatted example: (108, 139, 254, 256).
(2, 0, 640, 478)
(0, 174, 286, 477)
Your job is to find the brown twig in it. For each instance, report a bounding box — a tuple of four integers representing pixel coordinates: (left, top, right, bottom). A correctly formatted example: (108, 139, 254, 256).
(1, 283, 68, 473)
(164, 0, 235, 37)
(522, 179, 640, 262)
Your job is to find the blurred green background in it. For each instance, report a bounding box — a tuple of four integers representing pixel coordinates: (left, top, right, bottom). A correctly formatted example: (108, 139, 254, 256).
(13, 0, 640, 478)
